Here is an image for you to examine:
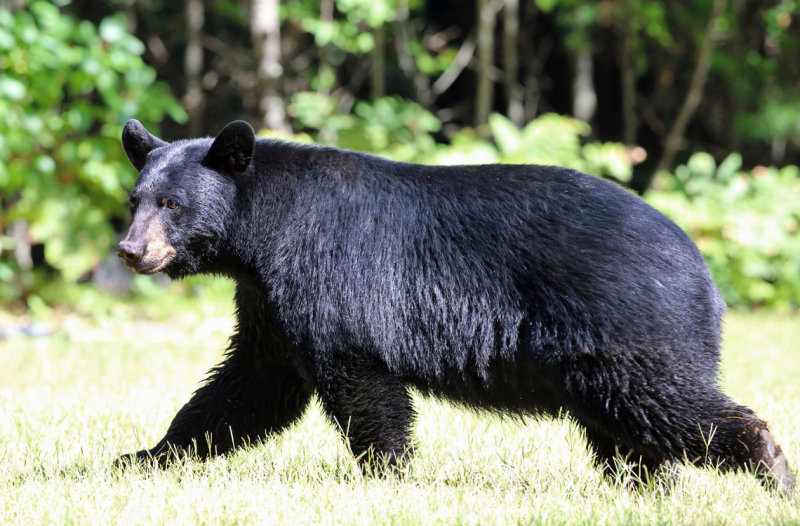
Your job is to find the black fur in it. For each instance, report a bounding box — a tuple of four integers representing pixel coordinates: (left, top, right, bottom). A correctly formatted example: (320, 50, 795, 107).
(118, 120, 796, 492)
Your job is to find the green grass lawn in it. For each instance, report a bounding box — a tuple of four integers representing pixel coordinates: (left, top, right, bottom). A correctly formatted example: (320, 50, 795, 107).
(1, 282, 798, 524)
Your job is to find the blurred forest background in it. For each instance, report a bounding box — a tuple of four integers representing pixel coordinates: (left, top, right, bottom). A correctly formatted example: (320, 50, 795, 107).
(2, 0, 800, 312)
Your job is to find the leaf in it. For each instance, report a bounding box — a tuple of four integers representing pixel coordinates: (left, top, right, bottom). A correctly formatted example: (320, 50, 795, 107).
(0, 27, 15, 50)
(716, 153, 742, 182)
(489, 114, 523, 155)
(99, 14, 127, 44)
(687, 152, 716, 180)
(0, 76, 26, 102)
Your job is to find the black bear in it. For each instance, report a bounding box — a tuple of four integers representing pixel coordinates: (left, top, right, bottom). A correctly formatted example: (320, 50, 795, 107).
(118, 119, 795, 492)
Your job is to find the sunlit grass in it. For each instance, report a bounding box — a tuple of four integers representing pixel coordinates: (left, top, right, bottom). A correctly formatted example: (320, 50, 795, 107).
(1, 283, 798, 524)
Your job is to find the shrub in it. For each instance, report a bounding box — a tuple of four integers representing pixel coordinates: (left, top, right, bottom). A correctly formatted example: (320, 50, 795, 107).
(0, 2, 185, 302)
(646, 153, 800, 310)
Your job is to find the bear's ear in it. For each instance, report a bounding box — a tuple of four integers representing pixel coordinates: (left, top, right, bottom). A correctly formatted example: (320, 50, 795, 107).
(203, 120, 255, 178)
(122, 119, 168, 171)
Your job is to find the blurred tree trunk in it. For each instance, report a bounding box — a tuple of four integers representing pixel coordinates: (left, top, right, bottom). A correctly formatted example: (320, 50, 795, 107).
(617, 1, 637, 146)
(252, 0, 288, 132)
(10, 222, 32, 271)
(572, 48, 596, 125)
(503, 0, 523, 126)
(522, 4, 542, 123)
(0, 0, 26, 10)
(122, 0, 137, 33)
(184, 0, 205, 136)
(371, 25, 386, 99)
(475, 0, 496, 128)
(318, 0, 335, 97)
(653, 0, 727, 178)
(395, 0, 431, 106)
(727, 0, 745, 154)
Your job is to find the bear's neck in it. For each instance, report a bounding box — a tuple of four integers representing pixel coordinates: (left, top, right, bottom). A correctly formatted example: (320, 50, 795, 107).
(215, 139, 318, 287)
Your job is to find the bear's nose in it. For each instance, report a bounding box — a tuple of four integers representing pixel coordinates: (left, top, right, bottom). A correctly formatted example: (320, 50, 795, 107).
(117, 239, 143, 267)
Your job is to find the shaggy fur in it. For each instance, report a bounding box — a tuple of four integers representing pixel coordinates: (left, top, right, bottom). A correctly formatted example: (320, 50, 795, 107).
(118, 120, 795, 492)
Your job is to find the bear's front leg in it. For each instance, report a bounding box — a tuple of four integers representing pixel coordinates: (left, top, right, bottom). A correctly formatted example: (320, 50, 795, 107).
(314, 352, 414, 469)
(118, 283, 314, 467)
(119, 353, 313, 466)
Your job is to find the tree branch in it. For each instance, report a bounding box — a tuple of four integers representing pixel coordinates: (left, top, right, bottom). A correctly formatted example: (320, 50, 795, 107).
(431, 34, 476, 97)
(653, 0, 727, 177)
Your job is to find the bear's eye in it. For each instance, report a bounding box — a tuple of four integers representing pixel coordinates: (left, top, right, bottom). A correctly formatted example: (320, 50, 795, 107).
(128, 196, 139, 212)
(165, 198, 179, 210)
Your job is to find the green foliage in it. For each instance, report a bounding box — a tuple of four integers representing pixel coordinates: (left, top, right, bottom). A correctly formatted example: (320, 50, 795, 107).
(286, 0, 401, 57)
(434, 114, 633, 182)
(0, 2, 185, 302)
(289, 105, 632, 180)
(738, 96, 800, 146)
(646, 153, 800, 309)
(289, 93, 441, 161)
(336, 0, 400, 27)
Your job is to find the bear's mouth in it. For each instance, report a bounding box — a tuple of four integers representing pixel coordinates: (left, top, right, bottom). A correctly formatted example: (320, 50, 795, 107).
(133, 255, 175, 275)
(124, 244, 177, 275)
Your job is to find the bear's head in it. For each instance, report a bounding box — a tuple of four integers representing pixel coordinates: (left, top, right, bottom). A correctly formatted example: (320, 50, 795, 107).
(118, 119, 255, 278)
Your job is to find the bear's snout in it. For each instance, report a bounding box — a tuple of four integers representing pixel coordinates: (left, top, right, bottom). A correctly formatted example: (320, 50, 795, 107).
(117, 239, 144, 268)
(117, 234, 177, 275)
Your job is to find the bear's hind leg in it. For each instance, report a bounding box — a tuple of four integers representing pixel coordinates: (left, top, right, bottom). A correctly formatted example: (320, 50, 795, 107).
(562, 354, 795, 493)
(578, 382, 796, 493)
(696, 398, 796, 494)
(315, 353, 414, 470)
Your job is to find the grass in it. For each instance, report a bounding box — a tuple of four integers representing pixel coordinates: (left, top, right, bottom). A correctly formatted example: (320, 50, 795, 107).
(1, 280, 798, 524)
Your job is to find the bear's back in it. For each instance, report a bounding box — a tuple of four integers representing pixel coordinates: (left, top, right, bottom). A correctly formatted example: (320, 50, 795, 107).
(262, 146, 724, 389)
